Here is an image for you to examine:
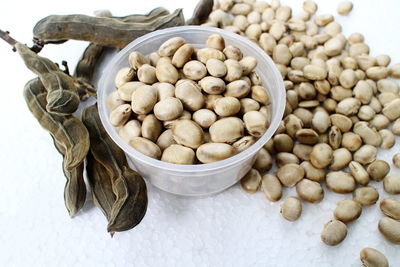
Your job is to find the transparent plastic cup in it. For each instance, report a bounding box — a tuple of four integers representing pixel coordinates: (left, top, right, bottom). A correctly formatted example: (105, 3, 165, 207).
(98, 26, 285, 197)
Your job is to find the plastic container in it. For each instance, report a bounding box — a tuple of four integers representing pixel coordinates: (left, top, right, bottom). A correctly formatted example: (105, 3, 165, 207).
(98, 26, 285, 197)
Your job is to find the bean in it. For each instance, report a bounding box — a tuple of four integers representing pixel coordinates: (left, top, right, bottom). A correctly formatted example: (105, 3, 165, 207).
(153, 97, 183, 121)
(293, 144, 313, 161)
(334, 200, 362, 223)
(214, 96, 241, 116)
(337, 1, 353, 15)
(280, 197, 302, 221)
(353, 186, 379, 206)
(382, 99, 400, 120)
(175, 80, 204, 111)
(310, 143, 333, 168)
(367, 160, 390, 182)
(129, 137, 161, 159)
(161, 144, 195, 164)
(276, 152, 300, 167)
(243, 111, 268, 137)
(172, 43, 194, 68)
(341, 132, 362, 152)
(354, 145, 377, 165)
(251, 85, 270, 105)
(118, 120, 141, 143)
(223, 45, 243, 61)
(196, 143, 235, 163)
(360, 248, 389, 267)
(109, 104, 131, 127)
(206, 58, 227, 77)
(209, 117, 244, 143)
(321, 220, 347, 246)
(192, 109, 217, 128)
(380, 198, 400, 220)
(300, 161, 326, 182)
(156, 129, 176, 151)
(330, 114, 352, 132)
(383, 174, 400, 194)
(253, 148, 273, 173)
(378, 217, 400, 244)
(348, 161, 369, 185)
(233, 136, 256, 153)
(326, 171, 355, 193)
(240, 168, 262, 193)
(277, 163, 304, 187)
(379, 129, 395, 149)
(274, 134, 294, 152)
(336, 98, 361, 116)
(296, 179, 324, 203)
(197, 47, 226, 63)
(225, 80, 251, 98)
(183, 60, 207, 81)
(224, 59, 243, 82)
(172, 120, 204, 149)
(330, 148, 352, 171)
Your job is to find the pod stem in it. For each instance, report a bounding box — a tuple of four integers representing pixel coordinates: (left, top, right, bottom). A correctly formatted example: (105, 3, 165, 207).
(0, 29, 18, 51)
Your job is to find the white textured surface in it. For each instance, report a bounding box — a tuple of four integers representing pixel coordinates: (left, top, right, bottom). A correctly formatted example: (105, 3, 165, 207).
(0, 0, 399, 266)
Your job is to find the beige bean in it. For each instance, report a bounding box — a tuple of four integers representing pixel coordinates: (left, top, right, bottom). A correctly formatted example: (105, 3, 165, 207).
(118, 120, 141, 143)
(349, 161, 369, 185)
(370, 114, 390, 130)
(244, 111, 268, 137)
(383, 174, 400, 194)
(303, 0, 318, 14)
(312, 110, 330, 133)
(141, 114, 162, 142)
(161, 144, 195, 164)
(337, 1, 353, 15)
(353, 121, 382, 146)
(336, 98, 361, 116)
(334, 200, 362, 223)
(341, 132, 362, 152)
(240, 98, 260, 114)
(206, 34, 225, 51)
(130, 85, 158, 115)
(269, 21, 286, 40)
(245, 23, 262, 40)
(192, 109, 217, 128)
(233, 136, 256, 153)
(315, 14, 333, 26)
(276, 152, 300, 167)
(330, 114, 352, 132)
(196, 143, 235, 163)
(206, 59, 227, 78)
(209, 9, 231, 26)
(280, 197, 302, 221)
(348, 32, 364, 44)
(379, 129, 395, 149)
(293, 108, 312, 127)
(303, 65, 327, 80)
(115, 67, 135, 88)
(367, 160, 390, 182)
(149, 52, 160, 67)
(274, 134, 294, 152)
(353, 186, 379, 206)
(128, 51, 149, 70)
(175, 80, 204, 111)
(377, 79, 398, 93)
(214, 97, 241, 117)
(328, 126, 342, 149)
(379, 92, 399, 106)
(118, 81, 145, 101)
(156, 60, 179, 84)
(326, 171, 355, 193)
(107, 90, 125, 111)
(240, 168, 262, 193)
(354, 145, 377, 165)
(225, 80, 251, 98)
(153, 82, 175, 101)
(277, 163, 305, 187)
(295, 129, 318, 145)
(172, 120, 204, 149)
(204, 94, 223, 110)
(197, 48, 226, 64)
(330, 148, 352, 171)
(156, 129, 176, 151)
(153, 97, 182, 121)
(158, 37, 185, 57)
(109, 104, 131, 127)
(172, 43, 194, 68)
(380, 198, 400, 220)
(296, 179, 324, 203)
(224, 59, 243, 82)
(324, 37, 346, 57)
(391, 63, 400, 78)
(240, 56, 257, 76)
(360, 248, 389, 267)
(378, 217, 400, 244)
(284, 115, 304, 139)
(261, 174, 282, 202)
(137, 64, 157, 84)
(199, 76, 226, 95)
(393, 153, 400, 168)
(382, 98, 400, 120)
(321, 220, 347, 246)
(273, 44, 292, 65)
(300, 160, 325, 181)
(366, 66, 389, 80)
(163, 110, 192, 129)
(129, 137, 161, 159)
(223, 45, 243, 61)
(182, 60, 207, 81)
(392, 118, 400, 135)
(310, 143, 333, 168)
(251, 86, 270, 105)
(358, 105, 376, 121)
(210, 117, 244, 143)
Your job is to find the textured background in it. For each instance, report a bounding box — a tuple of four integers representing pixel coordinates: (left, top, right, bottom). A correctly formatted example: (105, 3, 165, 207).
(0, 0, 399, 266)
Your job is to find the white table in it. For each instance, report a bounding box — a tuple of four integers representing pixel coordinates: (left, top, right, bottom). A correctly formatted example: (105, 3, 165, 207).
(0, 0, 399, 266)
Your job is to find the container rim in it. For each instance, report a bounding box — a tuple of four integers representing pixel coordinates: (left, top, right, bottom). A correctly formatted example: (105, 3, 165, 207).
(98, 26, 286, 173)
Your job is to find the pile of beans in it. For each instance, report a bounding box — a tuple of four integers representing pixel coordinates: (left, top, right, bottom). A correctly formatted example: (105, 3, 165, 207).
(107, 34, 271, 164)
(205, 0, 400, 262)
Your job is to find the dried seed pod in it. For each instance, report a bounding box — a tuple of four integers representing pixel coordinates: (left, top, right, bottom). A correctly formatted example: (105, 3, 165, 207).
(187, 0, 214, 25)
(321, 220, 347, 246)
(172, 120, 204, 149)
(326, 171, 356, 194)
(34, 9, 185, 49)
(383, 174, 400, 194)
(353, 186, 379, 206)
(161, 144, 195, 164)
(296, 179, 324, 203)
(280, 197, 302, 222)
(277, 163, 305, 187)
(83, 105, 147, 233)
(367, 160, 390, 182)
(334, 200, 362, 223)
(240, 168, 262, 193)
(360, 248, 389, 267)
(261, 174, 282, 202)
(380, 198, 400, 220)
(378, 217, 400, 244)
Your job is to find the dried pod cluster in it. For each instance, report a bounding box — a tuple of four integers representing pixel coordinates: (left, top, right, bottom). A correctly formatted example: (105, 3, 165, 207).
(108, 35, 271, 164)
